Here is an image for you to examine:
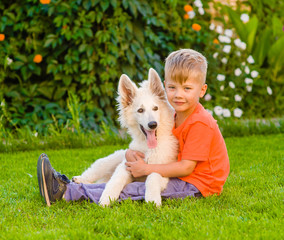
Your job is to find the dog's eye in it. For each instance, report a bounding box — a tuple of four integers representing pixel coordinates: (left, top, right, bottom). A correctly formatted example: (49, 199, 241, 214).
(137, 108, 144, 113)
(153, 106, 158, 111)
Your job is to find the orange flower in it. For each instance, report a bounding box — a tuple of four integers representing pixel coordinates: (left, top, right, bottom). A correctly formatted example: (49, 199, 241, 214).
(33, 54, 43, 63)
(183, 14, 189, 20)
(192, 23, 201, 31)
(213, 38, 219, 44)
(0, 34, 5, 41)
(184, 5, 193, 12)
(40, 0, 51, 4)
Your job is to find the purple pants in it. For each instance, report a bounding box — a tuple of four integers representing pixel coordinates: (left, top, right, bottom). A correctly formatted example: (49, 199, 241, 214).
(64, 178, 201, 203)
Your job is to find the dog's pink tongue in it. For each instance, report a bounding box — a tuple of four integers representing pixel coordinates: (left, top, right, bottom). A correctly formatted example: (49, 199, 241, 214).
(145, 130, 157, 149)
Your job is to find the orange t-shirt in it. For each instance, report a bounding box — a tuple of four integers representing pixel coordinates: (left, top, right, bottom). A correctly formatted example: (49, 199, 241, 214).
(172, 103, 230, 197)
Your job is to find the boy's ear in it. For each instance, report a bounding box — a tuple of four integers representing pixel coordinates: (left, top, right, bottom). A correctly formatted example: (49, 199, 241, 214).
(148, 68, 167, 101)
(199, 84, 208, 98)
(118, 74, 138, 107)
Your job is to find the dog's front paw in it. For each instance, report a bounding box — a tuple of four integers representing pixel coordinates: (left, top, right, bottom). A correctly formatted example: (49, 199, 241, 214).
(145, 192, 162, 207)
(72, 176, 91, 184)
(99, 196, 111, 207)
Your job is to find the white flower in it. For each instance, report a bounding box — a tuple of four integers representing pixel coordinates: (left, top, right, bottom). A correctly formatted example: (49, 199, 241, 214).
(1, 101, 5, 107)
(224, 29, 233, 38)
(239, 42, 247, 50)
(213, 52, 218, 59)
(241, 62, 246, 66)
(234, 68, 242, 76)
(235, 51, 241, 57)
(198, 7, 205, 15)
(217, 74, 226, 81)
(218, 35, 231, 43)
(188, 11, 196, 19)
(267, 86, 273, 95)
(251, 70, 259, 78)
(240, 13, 249, 23)
(247, 55, 255, 64)
(194, 0, 203, 8)
(221, 57, 228, 64)
(216, 25, 223, 34)
(204, 93, 212, 101)
(234, 94, 242, 102)
(229, 81, 235, 89)
(244, 77, 253, 84)
(234, 38, 246, 50)
(245, 66, 250, 74)
(223, 45, 231, 53)
(209, 23, 215, 30)
(234, 108, 243, 118)
(34, 132, 38, 137)
(6, 57, 13, 65)
(206, 109, 213, 115)
(220, 85, 224, 91)
(222, 108, 231, 118)
(214, 106, 223, 116)
(246, 85, 252, 92)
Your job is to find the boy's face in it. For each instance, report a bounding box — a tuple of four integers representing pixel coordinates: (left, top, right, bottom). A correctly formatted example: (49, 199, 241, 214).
(165, 75, 207, 117)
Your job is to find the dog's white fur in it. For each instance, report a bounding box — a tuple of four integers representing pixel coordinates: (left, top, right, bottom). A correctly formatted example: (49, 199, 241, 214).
(72, 68, 178, 206)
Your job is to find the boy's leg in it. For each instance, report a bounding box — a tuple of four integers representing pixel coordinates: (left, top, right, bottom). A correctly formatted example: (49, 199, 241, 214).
(37, 154, 201, 206)
(118, 178, 202, 201)
(37, 153, 105, 205)
(160, 178, 202, 199)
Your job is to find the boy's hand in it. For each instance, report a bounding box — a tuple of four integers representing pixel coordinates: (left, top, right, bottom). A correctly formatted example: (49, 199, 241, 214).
(125, 149, 145, 162)
(125, 154, 148, 178)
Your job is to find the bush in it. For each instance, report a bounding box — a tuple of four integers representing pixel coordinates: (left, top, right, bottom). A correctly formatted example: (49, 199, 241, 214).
(0, 0, 283, 136)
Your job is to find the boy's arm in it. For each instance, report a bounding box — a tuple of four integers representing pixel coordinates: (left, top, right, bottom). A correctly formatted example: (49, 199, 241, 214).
(125, 155, 197, 178)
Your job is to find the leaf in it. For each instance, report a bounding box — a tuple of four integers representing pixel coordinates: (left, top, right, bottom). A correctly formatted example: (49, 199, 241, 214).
(225, 6, 247, 42)
(253, 28, 272, 66)
(268, 36, 284, 78)
(84, 28, 93, 37)
(110, 0, 117, 8)
(245, 15, 258, 53)
(13, 61, 25, 70)
(100, 0, 110, 12)
(133, 22, 144, 45)
(272, 15, 284, 38)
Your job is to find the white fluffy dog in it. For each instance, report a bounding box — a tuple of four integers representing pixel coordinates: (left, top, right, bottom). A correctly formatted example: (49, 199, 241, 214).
(73, 68, 178, 206)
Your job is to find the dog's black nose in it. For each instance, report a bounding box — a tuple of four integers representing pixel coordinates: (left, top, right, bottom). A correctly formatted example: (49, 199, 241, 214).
(148, 121, 157, 129)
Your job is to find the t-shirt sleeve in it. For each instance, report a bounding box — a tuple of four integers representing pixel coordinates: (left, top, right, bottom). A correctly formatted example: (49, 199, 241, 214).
(181, 122, 213, 161)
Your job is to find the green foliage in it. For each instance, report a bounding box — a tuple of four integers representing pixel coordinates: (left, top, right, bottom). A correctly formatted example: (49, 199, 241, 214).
(0, 134, 283, 239)
(0, 0, 204, 132)
(0, 0, 283, 134)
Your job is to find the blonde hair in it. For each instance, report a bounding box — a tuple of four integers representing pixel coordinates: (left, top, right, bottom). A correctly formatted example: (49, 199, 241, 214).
(165, 49, 207, 84)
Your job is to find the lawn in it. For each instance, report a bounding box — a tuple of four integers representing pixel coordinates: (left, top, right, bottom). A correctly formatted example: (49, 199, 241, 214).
(0, 134, 283, 239)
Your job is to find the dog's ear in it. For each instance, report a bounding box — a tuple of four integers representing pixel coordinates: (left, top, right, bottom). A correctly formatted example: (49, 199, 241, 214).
(148, 68, 167, 101)
(118, 74, 138, 107)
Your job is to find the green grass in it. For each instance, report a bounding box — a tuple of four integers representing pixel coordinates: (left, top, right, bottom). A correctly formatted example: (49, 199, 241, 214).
(0, 134, 283, 239)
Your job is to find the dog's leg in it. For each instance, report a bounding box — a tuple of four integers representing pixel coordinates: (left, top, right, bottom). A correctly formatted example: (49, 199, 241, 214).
(145, 173, 169, 207)
(72, 149, 126, 184)
(99, 161, 132, 207)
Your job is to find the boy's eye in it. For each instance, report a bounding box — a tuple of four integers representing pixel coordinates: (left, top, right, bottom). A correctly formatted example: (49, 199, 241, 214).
(137, 108, 144, 113)
(153, 106, 158, 111)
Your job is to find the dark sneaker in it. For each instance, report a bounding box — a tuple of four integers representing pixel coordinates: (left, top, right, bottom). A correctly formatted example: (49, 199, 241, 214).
(37, 153, 70, 206)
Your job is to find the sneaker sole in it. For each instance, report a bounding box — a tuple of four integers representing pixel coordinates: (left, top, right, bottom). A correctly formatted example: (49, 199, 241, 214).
(37, 155, 44, 197)
(37, 154, 51, 207)
(41, 159, 51, 207)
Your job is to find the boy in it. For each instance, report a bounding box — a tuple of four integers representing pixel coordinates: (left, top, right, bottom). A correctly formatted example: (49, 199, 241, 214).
(37, 49, 229, 206)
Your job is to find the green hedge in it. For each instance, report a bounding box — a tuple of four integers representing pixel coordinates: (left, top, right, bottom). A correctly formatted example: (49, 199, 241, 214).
(0, 0, 207, 133)
(0, 0, 283, 135)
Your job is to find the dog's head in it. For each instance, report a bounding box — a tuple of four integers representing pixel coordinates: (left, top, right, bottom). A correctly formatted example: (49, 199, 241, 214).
(118, 68, 167, 149)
